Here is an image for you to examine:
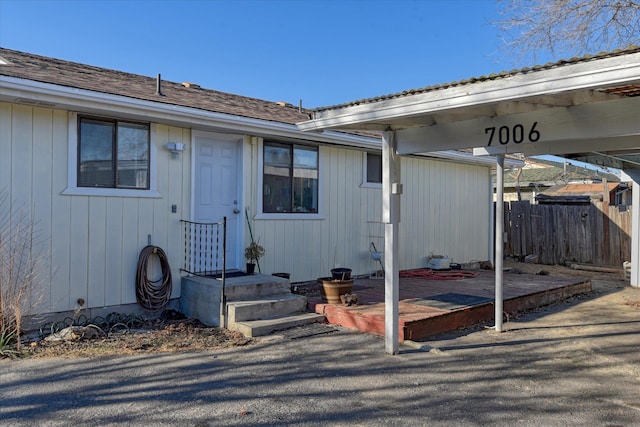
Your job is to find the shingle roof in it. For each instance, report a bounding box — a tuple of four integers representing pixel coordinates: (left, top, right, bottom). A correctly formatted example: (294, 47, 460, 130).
(540, 182, 620, 197)
(0, 48, 312, 125)
(312, 46, 640, 111)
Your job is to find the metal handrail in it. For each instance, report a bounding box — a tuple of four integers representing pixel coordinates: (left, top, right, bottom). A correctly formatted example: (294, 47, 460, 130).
(180, 219, 226, 277)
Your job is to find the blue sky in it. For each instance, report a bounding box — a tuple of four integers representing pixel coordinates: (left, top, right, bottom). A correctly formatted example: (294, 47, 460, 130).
(0, 0, 541, 108)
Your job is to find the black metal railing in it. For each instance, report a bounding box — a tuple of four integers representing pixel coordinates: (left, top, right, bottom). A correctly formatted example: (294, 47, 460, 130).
(180, 218, 227, 277)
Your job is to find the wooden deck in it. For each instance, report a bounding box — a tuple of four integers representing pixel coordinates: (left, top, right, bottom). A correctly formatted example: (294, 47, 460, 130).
(308, 269, 592, 341)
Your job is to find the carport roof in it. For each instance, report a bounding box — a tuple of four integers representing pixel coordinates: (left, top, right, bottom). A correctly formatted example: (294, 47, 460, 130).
(310, 47, 640, 114)
(297, 46, 640, 170)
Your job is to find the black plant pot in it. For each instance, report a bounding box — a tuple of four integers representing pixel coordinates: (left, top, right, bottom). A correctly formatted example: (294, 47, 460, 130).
(331, 268, 352, 281)
(246, 263, 256, 274)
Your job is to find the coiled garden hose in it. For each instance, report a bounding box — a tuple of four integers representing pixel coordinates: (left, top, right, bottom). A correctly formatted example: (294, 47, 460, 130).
(136, 245, 173, 312)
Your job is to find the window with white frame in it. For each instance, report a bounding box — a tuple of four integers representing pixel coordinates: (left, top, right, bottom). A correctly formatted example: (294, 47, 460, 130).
(263, 141, 318, 213)
(365, 152, 382, 185)
(78, 116, 150, 189)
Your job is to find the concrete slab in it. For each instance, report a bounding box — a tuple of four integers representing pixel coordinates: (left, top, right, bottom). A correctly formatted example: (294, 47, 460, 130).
(226, 294, 307, 324)
(180, 274, 293, 327)
(233, 312, 325, 337)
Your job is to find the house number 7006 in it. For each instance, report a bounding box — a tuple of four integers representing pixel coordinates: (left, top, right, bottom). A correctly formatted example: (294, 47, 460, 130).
(485, 122, 540, 146)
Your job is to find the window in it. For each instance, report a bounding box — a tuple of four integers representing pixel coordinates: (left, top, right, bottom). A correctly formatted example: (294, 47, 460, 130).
(263, 142, 318, 213)
(78, 116, 150, 189)
(365, 152, 382, 184)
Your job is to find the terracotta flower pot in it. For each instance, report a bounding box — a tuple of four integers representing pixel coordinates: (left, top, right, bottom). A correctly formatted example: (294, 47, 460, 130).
(318, 277, 354, 304)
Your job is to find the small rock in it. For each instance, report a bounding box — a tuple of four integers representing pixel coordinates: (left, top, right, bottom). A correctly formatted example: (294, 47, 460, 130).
(340, 293, 358, 306)
(44, 325, 103, 342)
(479, 261, 493, 270)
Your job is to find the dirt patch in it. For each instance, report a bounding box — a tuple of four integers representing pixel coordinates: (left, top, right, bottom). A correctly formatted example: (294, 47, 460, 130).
(502, 257, 627, 282)
(11, 317, 253, 360)
(291, 280, 322, 298)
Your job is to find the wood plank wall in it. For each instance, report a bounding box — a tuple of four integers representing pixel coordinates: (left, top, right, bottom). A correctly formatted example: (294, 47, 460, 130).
(504, 200, 631, 267)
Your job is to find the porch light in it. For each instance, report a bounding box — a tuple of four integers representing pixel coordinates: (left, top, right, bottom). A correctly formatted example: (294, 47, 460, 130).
(167, 142, 185, 154)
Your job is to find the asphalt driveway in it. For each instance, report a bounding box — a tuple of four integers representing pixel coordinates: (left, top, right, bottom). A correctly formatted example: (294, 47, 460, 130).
(1, 278, 639, 426)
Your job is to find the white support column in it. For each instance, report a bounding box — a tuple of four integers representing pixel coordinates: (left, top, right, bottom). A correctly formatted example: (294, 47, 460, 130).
(495, 154, 505, 331)
(622, 169, 640, 288)
(489, 170, 496, 264)
(382, 130, 401, 355)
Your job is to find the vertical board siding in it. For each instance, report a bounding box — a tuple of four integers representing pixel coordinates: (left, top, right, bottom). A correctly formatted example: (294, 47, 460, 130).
(104, 198, 124, 307)
(251, 145, 492, 282)
(31, 108, 54, 311)
(69, 196, 89, 307)
(88, 197, 107, 307)
(505, 200, 631, 266)
(49, 110, 71, 312)
(120, 198, 140, 304)
(1, 103, 190, 315)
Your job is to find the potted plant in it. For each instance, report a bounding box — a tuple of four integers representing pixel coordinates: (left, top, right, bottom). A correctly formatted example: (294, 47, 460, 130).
(318, 268, 354, 304)
(244, 241, 265, 274)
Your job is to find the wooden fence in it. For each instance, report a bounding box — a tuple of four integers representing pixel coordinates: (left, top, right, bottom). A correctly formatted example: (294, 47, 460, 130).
(504, 201, 631, 267)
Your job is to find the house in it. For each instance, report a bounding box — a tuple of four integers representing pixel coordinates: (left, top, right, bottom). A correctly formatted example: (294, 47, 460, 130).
(0, 48, 516, 322)
(535, 182, 630, 206)
(502, 157, 621, 203)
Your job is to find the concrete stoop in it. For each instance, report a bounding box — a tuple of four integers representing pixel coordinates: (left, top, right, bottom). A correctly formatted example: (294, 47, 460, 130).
(225, 286, 324, 338)
(181, 273, 324, 337)
(229, 310, 326, 338)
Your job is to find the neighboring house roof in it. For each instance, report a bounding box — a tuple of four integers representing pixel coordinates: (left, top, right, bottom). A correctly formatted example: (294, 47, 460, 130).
(505, 157, 620, 189)
(536, 182, 622, 204)
(0, 47, 310, 125)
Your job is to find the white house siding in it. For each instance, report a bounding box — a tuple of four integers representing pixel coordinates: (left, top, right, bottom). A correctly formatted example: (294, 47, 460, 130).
(0, 102, 190, 316)
(400, 156, 491, 268)
(248, 142, 491, 283)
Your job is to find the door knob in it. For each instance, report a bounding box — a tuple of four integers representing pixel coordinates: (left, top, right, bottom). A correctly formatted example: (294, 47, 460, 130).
(233, 209, 240, 214)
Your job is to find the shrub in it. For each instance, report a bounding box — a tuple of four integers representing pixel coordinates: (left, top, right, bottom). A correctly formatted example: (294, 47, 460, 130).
(0, 191, 44, 355)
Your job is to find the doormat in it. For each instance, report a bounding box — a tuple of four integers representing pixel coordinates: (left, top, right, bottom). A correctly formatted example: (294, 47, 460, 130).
(408, 293, 493, 311)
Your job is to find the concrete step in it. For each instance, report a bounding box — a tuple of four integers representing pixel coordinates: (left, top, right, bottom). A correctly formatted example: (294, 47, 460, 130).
(226, 294, 308, 325)
(232, 312, 326, 337)
(224, 274, 291, 301)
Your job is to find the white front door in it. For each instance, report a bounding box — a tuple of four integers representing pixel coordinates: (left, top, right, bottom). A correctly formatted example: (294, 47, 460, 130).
(193, 132, 242, 270)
